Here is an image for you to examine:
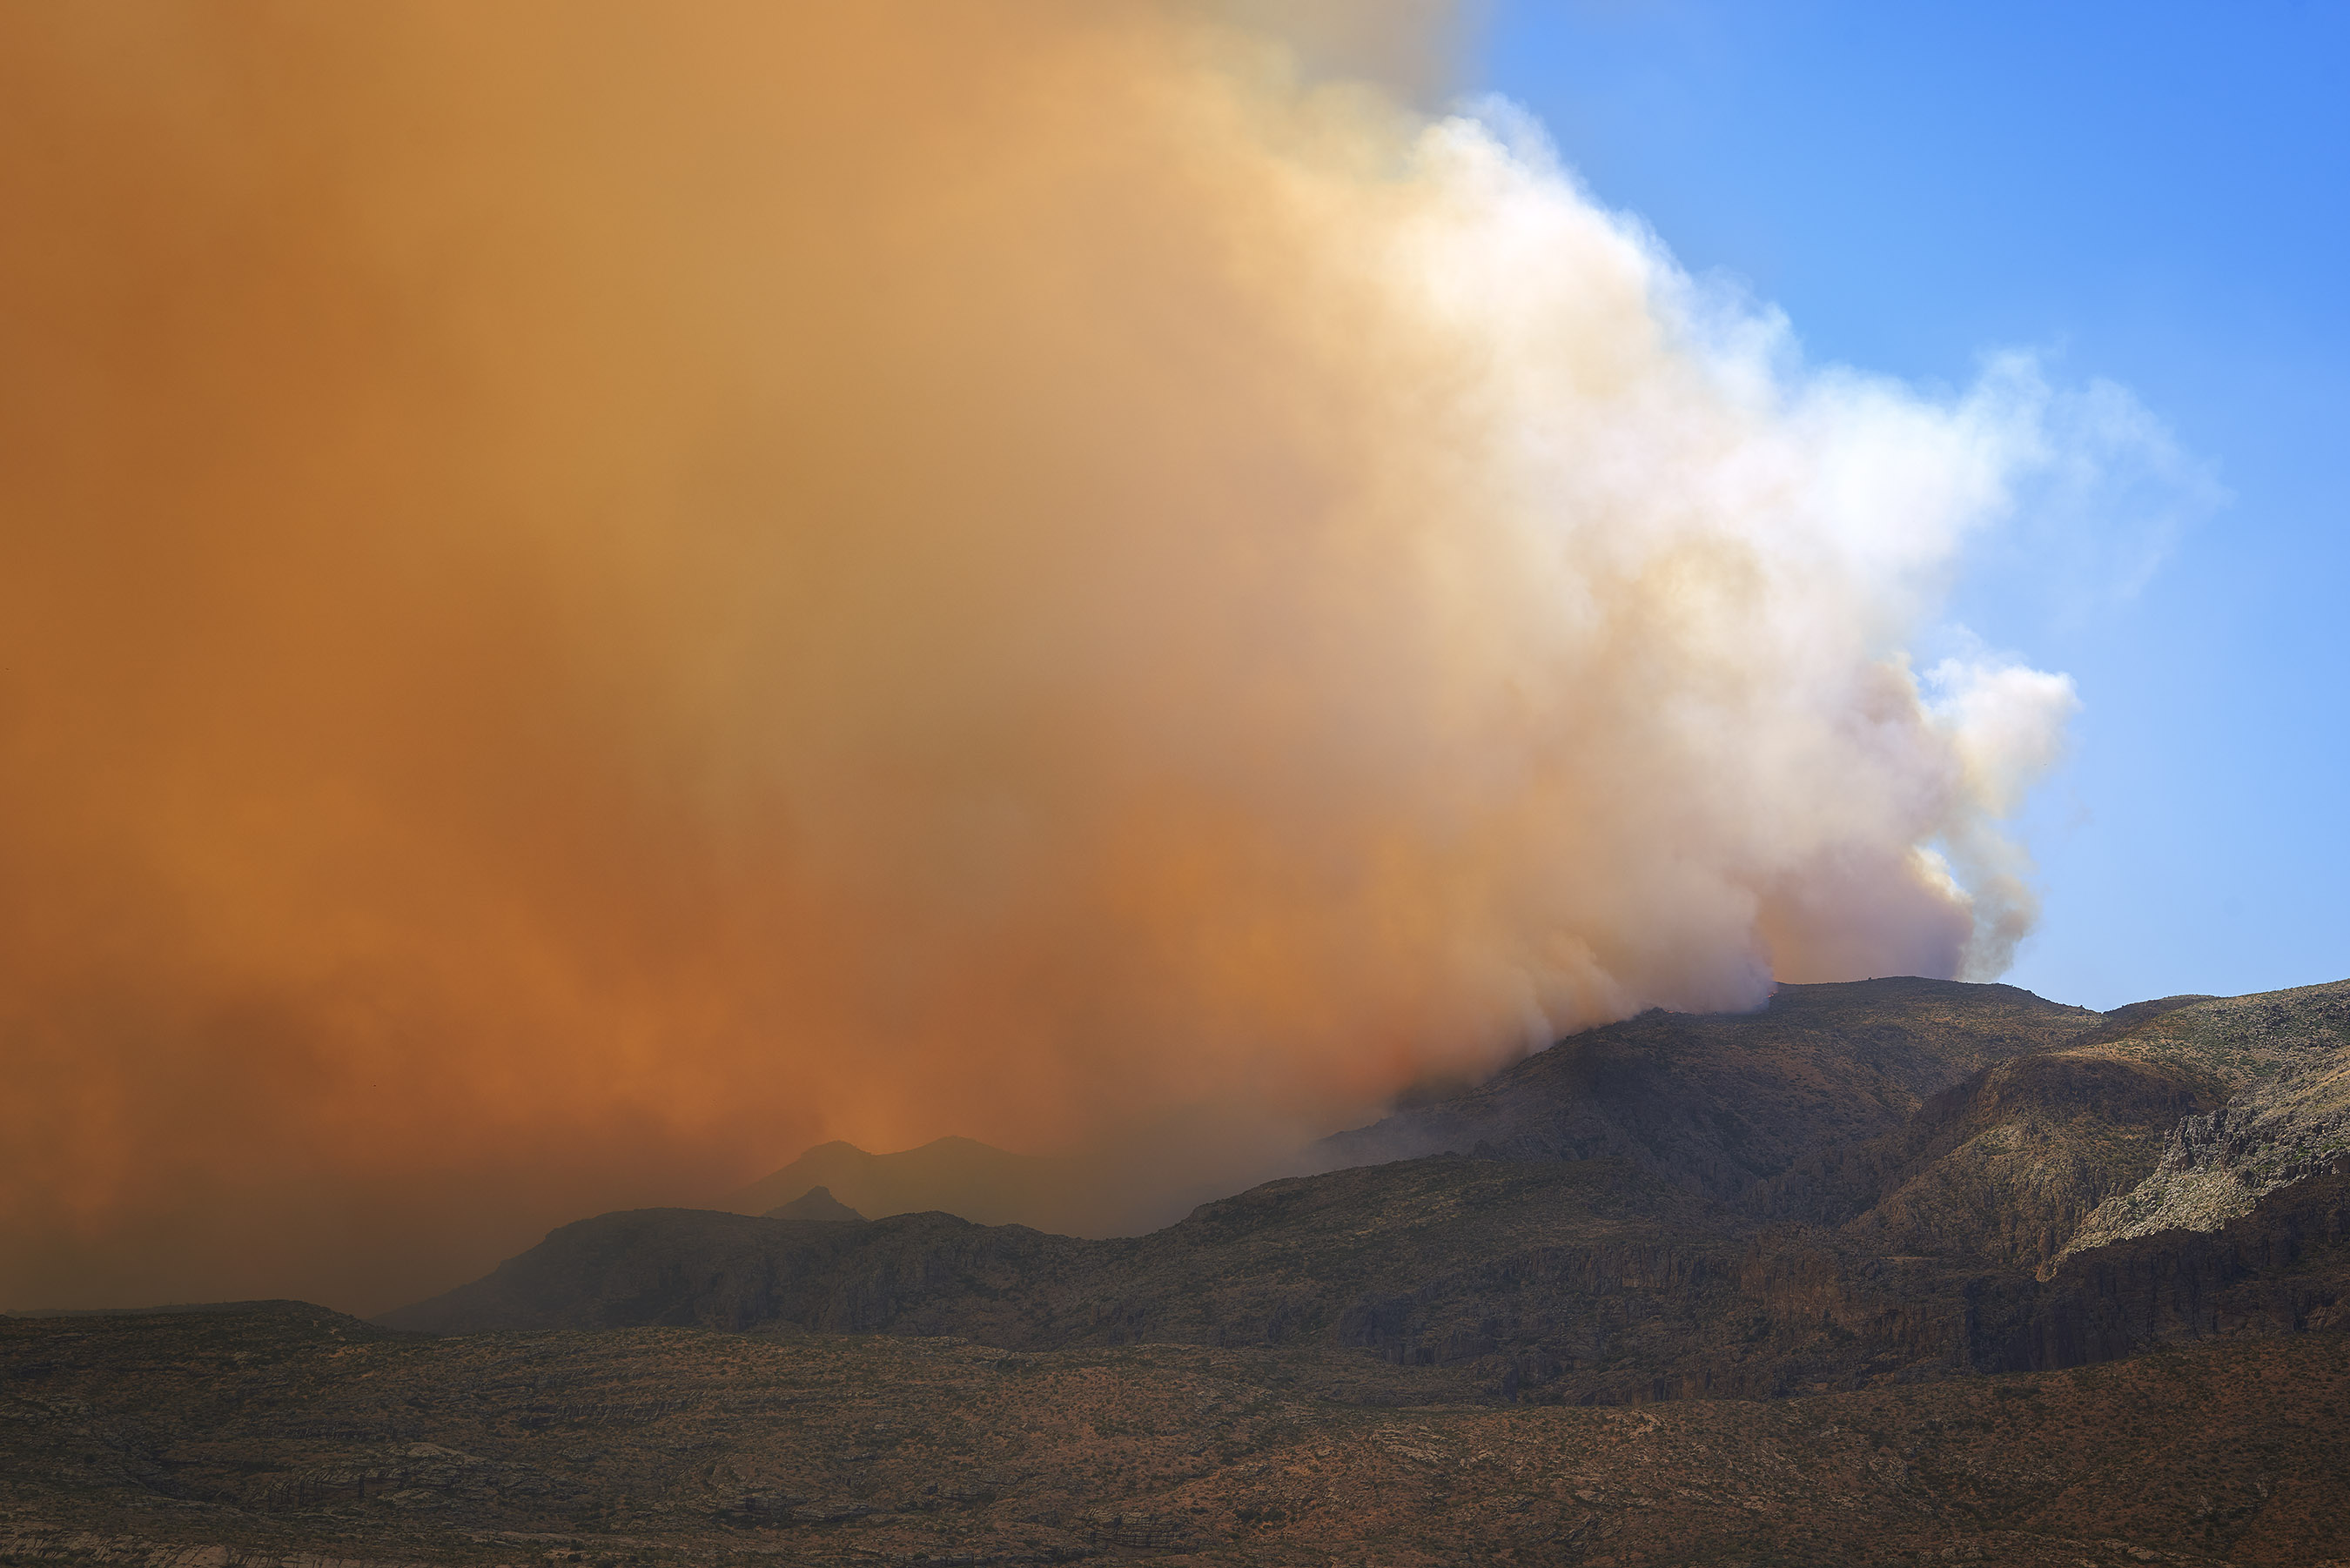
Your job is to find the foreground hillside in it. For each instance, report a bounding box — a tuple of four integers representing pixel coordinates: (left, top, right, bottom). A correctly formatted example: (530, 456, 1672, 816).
(3, 1303, 2347, 1566)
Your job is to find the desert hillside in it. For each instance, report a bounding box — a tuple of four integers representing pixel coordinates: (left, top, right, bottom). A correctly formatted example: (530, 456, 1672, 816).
(4, 977, 2345, 1564)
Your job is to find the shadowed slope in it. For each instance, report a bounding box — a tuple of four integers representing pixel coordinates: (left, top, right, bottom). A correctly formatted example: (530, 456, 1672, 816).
(1313, 978, 2102, 1196)
(1757, 979, 2350, 1273)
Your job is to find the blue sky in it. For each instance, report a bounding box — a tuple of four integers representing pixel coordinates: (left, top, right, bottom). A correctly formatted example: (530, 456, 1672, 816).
(1469, 2, 2350, 1010)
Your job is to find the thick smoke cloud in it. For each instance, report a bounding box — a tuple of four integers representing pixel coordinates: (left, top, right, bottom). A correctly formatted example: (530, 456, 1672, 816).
(2, 3, 2094, 1312)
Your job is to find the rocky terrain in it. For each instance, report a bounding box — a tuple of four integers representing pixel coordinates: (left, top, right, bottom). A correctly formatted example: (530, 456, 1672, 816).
(6, 1303, 2349, 1566)
(7, 976, 2348, 1563)
(2059, 989, 2350, 1258)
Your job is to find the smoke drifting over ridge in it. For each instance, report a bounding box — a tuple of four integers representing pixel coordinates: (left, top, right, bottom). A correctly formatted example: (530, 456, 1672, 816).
(1, 3, 2103, 1312)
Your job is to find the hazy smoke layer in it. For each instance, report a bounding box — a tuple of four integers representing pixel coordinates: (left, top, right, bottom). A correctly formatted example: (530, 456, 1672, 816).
(2, 3, 2087, 1312)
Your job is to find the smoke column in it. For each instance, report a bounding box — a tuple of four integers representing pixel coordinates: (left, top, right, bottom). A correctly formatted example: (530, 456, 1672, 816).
(2, 3, 2093, 1312)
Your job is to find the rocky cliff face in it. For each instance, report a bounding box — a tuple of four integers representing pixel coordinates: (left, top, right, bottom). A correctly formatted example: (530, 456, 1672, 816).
(2063, 982, 2350, 1257)
(377, 1207, 1091, 1338)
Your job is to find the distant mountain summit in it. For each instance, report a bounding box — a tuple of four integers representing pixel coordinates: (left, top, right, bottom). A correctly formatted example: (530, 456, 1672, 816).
(762, 1184, 864, 1223)
(719, 1129, 1252, 1238)
(722, 1136, 1070, 1229)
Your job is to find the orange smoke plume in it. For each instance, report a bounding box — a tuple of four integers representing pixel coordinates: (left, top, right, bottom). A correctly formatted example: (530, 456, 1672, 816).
(0, 3, 2078, 1312)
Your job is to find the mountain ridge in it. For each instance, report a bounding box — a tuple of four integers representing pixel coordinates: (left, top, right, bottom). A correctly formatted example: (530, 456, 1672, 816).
(380, 975, 2350, 1411)
(19, 974, 2350, 1565)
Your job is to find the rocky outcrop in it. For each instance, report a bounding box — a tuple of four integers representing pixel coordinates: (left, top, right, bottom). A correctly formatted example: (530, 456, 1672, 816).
(1971, 1162, 2350, 1372)
(1749, 979, 2350, 1278)
(2064, 1029, 2350, 1258)
(1756, 1049, 2226, 1270)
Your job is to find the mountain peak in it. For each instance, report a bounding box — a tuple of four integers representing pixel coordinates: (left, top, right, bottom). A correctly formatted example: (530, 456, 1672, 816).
(764, 1185, 865, 1223)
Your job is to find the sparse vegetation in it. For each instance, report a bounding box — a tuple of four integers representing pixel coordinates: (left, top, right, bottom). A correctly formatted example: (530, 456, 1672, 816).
(6, 978, 2347, 1564)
